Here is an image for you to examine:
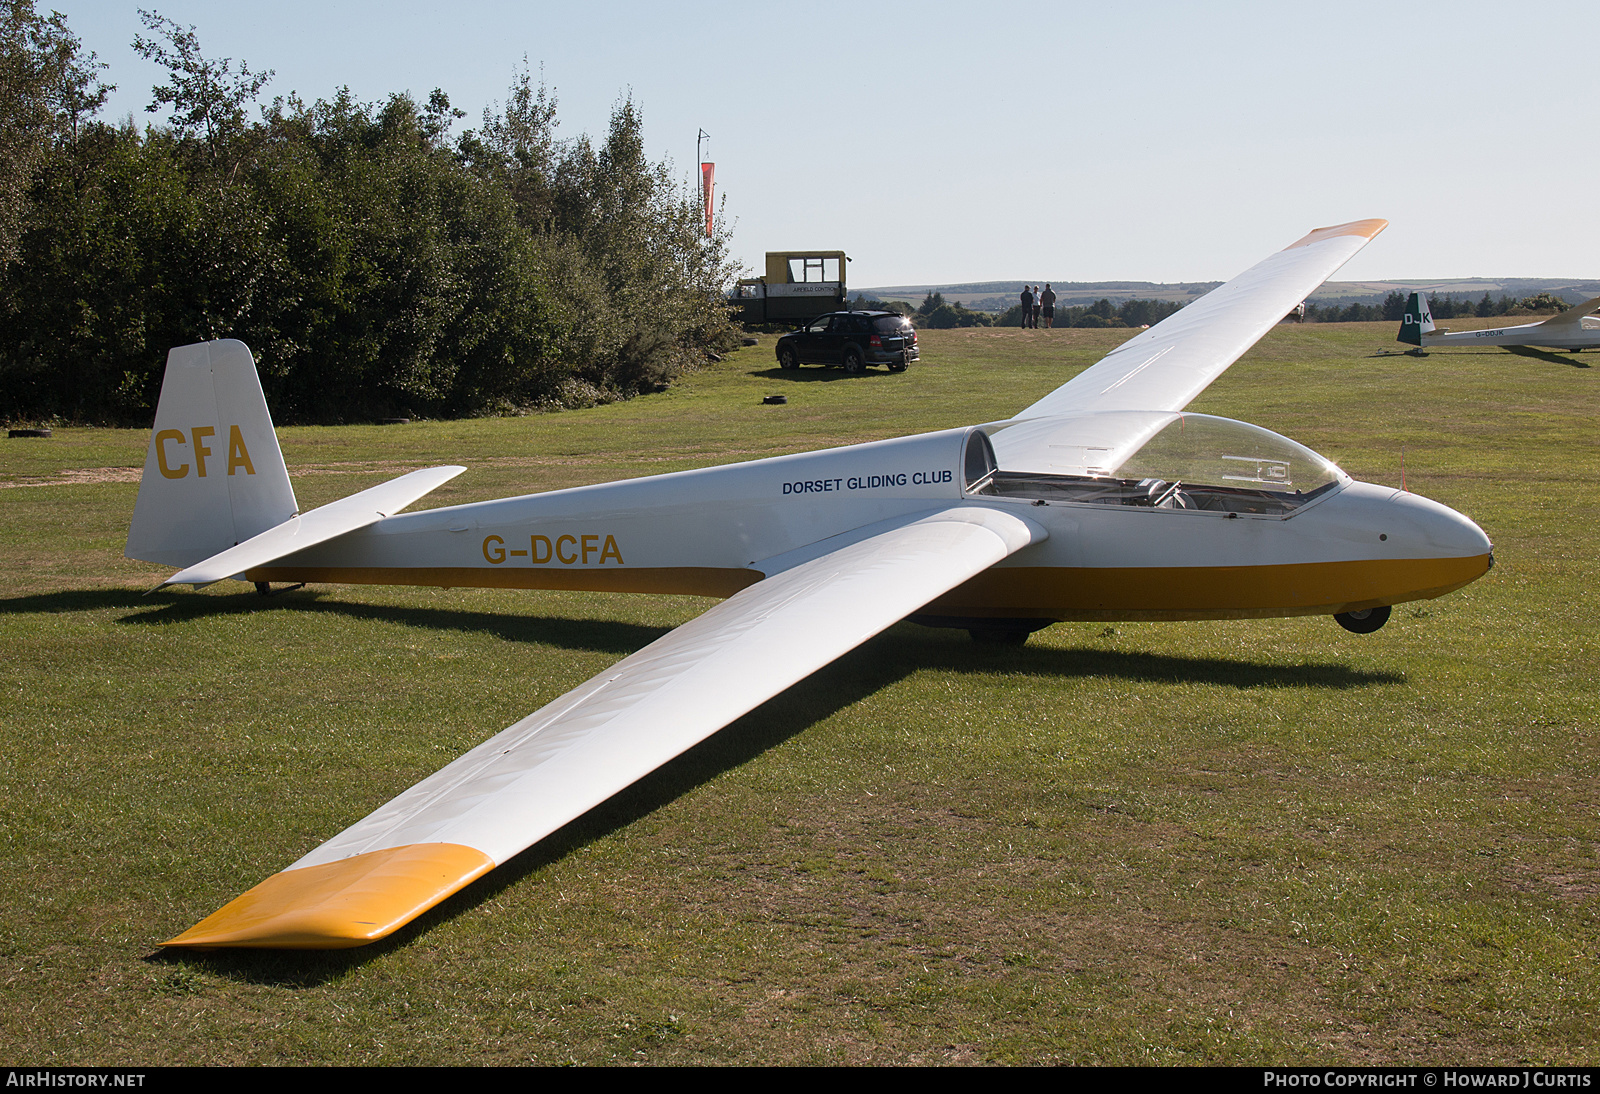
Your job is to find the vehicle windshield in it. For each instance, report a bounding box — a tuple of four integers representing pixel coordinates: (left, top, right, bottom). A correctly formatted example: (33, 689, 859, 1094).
(964, 412, 1345, 516)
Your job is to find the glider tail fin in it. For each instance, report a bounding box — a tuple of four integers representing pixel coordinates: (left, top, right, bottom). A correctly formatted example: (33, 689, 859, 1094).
(1397, 292, 1435, 347)
(125, 340, 298, 569)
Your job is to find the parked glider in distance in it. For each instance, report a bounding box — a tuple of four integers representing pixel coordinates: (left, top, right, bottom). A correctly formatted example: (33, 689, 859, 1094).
(130, 218, 1494, 951)
(1397, 290, 1600, 352)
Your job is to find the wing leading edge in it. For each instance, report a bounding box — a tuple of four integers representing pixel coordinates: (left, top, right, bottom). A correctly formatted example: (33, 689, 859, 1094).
(163, 505, 1046, 948)
(1017, 219, 1387, 419)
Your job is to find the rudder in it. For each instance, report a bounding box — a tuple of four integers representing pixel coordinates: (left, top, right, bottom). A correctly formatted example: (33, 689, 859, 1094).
(1396, 292, 1434, 347)
(126, 340, 297, 568)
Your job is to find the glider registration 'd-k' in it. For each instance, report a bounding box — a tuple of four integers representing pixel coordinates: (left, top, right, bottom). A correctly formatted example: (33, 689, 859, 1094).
(1398, 290, 1600, 352)
(133, 218, 1493, 950)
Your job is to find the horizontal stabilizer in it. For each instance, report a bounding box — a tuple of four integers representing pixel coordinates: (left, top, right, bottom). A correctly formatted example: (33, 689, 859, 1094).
(160, 465, 466, 589)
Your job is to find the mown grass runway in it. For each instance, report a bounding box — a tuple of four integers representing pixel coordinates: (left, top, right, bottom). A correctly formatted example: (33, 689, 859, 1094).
(1, 323, 1595, 1064)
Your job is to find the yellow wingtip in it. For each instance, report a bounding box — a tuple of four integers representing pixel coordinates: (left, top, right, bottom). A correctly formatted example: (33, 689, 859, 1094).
(163, 843, 496, 950)
(1284, 218, 1389, 250)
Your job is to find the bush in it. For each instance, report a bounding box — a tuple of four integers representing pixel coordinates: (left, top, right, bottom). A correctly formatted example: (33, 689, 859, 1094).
(0, 13, 738, 423)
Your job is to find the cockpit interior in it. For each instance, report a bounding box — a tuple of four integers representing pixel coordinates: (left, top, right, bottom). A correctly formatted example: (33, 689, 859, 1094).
(963, 412, 1346, 517)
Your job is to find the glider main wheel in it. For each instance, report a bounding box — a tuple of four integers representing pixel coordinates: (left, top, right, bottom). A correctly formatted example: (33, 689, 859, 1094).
(968, 626, 1030, 646)
(842, 347, 866, 374)
(888, 360, 908, 373)
(778, 346, 800, 369)
(1334, 605, 1391, 634)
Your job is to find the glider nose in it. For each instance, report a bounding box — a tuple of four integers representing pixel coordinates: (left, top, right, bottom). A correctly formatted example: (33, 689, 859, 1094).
(1313, 480, 1493, 603)
(1377, 483, 1492, 558)
(1296, 480, 1492, 607)
(1324, 480, 1489, 558)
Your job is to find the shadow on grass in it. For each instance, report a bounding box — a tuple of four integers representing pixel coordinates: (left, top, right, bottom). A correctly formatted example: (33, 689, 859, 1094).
(143, 611, 1401, 984)
(0, 587, 155, 614)
(85, 587, 1399, 690)
(122, 590, 674, 656)
(746, 366, 903, 383)
(0, 585, 673, 657)
(1504, 345, 1590, 369)
(1374, 346, 1590, 368)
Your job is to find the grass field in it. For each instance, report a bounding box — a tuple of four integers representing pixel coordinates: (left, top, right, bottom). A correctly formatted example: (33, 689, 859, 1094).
(1, 323, 1596, 1065)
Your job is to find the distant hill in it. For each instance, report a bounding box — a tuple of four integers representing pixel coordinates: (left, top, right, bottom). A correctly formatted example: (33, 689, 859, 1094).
(1306, 278, 1600, 308)
(864, 281, 1222, 312)
(863, 278, 1600, 314)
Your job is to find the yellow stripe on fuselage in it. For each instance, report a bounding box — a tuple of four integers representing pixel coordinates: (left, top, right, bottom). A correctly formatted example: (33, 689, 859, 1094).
(247, 565, 763, 599)
(924, 554, 1492, 621)
(249, 554, 1491, 623)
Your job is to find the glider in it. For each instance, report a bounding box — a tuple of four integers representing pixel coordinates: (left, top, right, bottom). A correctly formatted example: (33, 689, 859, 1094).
(1398, 290, 1600, 352)
(129, 218, 1493, 949)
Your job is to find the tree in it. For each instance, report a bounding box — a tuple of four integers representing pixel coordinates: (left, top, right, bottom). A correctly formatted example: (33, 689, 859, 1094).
(1118, 298, 1183, 327)
(466, 60, 560, 230)
(1517, 292, 1568, 314)
(132, 9, 271, 164)
(0, 0, 110, 266)
(3, 18, 740, 423)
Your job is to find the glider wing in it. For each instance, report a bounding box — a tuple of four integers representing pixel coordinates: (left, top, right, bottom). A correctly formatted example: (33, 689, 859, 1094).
(1529, 293, 1600, 332)
(163, 505, 1046, 948)
(1017, 219, 1387, 419)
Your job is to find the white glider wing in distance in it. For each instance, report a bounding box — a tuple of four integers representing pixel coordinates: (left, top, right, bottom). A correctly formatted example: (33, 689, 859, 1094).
(136, 218, 1494, 949)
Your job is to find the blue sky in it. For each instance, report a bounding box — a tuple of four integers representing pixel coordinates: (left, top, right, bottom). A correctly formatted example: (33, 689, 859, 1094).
(51, 0, 1600, 288)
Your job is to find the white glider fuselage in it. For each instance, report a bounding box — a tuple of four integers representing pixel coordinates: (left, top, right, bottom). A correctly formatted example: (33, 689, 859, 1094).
(252, 416, 1490, 624)
(1418, 319, 1600, 350)
(1399, 290, 1600, 351)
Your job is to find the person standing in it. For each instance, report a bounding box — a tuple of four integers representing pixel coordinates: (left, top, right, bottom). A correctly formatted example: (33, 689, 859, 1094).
(1019, 284, 1034, 329)
(1041, 283, 1057, 329)
(1031, 286, 1043, 329)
